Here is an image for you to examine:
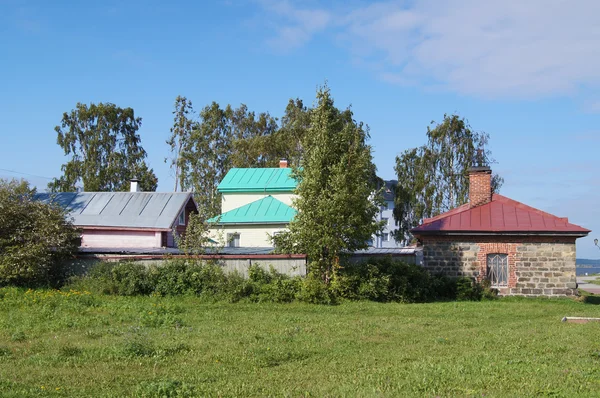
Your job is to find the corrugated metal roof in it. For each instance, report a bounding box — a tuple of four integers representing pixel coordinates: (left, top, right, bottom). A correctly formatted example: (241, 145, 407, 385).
(208, 195, 296, 224)
(412, 194, 590, 235)
(217, 168, 296, 193)
(35, 192, 195, 230)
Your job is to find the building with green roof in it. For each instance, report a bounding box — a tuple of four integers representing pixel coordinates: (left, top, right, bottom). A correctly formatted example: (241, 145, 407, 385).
(209, 163, 298, 247)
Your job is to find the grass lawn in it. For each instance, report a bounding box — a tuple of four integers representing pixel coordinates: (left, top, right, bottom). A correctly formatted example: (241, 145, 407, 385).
(1, 288, 600, 397)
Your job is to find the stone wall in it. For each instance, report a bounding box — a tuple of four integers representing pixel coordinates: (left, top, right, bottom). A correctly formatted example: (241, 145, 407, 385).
(420, 235, 578, 296)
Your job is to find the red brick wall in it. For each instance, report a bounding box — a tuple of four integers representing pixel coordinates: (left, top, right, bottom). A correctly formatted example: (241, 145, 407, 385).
(469, 169, 492, 207)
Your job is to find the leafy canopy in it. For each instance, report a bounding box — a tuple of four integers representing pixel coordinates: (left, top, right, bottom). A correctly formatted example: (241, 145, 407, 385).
(0, 179, 80, 287)
(275, 86, 381, 281)
(393, 114, 503, 244)
(50, 102, 158, 192)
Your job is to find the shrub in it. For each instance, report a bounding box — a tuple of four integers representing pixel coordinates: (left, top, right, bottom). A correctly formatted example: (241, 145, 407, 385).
(335, 258, 437, 303)
(0, 179, 79, 287)
(111, 262, 153, 296)
(297, 273, 337, 305)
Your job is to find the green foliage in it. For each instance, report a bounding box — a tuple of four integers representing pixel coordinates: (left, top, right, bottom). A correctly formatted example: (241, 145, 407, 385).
(166, 96, 195, 192)
(174, 212, 218, 255)
(49, 102, 157, 192)
(333, 258, 496, 303)
(0, 179, 79, 287)
(109, 262, 153, 296)
(393, 114, 503, 243)
(276, 85, 382, 283)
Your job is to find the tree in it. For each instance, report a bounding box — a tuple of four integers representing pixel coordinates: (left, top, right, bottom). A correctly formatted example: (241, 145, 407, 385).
(0, 179, 80, 287)
(180, 102, 232, 218)
(166, 96, 195, 192)
(49, 102, 158, 192)
(275, 86, 381, 282)
(393, 114, 503, 244)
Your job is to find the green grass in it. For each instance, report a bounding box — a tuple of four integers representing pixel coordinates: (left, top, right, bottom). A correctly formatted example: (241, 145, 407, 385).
(1, 288, 600, 397)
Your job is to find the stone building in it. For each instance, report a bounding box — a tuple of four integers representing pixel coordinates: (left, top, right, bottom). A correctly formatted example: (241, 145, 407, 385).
(411, 167, 590, 296)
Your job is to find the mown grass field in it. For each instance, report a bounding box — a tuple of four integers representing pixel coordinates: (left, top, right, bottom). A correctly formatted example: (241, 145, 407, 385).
(1, 288, 600, 397)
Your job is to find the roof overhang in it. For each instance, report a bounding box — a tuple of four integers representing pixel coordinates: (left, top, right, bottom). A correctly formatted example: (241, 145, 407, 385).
(412, 230, 589, 238)
(212, 222, 290, 226)
(79, 226, 172, 232)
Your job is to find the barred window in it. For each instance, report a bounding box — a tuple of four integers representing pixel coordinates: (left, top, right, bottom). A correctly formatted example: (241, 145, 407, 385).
(487, 253, 508, 287)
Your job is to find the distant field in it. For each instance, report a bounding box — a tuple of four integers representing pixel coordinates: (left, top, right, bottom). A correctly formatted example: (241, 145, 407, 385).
(1, 288, 600, 397)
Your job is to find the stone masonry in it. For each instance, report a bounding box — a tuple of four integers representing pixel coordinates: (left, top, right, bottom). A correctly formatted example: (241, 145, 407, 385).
(421, 235, 577, 296)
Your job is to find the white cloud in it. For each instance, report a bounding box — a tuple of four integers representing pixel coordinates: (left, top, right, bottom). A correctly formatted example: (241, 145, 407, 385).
(260, 0, 331, 51)
(259, 0, 600, 98)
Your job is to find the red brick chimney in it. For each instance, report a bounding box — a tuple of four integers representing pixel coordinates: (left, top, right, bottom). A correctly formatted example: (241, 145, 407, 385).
(279, 159, 288, 168)
(468, 166, 492, 208)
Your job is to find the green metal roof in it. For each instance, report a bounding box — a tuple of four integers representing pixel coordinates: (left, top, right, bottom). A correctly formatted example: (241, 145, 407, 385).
(217, 168, 296, 193)
(208, 196, 296, 224)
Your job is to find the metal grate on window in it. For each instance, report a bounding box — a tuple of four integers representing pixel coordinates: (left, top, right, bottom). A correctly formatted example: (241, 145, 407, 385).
(486, 253, 508, 287)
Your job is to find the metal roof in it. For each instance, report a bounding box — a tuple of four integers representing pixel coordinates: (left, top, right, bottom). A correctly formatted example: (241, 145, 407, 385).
(35, 192, 195, 230)
(412, 194, 590, 236)
(217, 168, 296, 193)
(208, 195, 296, 224)
(382, 180, 397, 201)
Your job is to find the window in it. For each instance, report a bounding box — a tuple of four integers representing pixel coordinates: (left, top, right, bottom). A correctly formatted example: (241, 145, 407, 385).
(382, 233, 389, 242)
(178, 211, 185, 226)
(487, 254, 508, 287)
(382, 217, 389, 226)
(227, 233, 240, 248)
(382, 202, 388, 210)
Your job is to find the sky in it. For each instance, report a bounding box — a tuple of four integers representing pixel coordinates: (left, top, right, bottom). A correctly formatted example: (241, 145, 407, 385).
(1, 0, 599, 258)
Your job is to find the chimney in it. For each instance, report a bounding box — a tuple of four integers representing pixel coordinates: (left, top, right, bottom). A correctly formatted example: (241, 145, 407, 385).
(279, 159, 288, 168)
(468, 166, 492, 208)
(130, 178, 141, 192)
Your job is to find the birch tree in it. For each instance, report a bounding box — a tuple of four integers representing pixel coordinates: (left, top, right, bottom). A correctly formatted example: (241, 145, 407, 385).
(166, 96, 195, 192)
(393, 114, 503, 244)
(49, 102, 158, 192)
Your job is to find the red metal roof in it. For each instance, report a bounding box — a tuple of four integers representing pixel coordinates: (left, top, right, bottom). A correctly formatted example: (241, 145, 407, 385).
(411, 194, 590, 235)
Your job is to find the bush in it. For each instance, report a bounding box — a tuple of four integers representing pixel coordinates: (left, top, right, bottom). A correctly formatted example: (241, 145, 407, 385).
(68, 257, 495, 304)
(0, 179, 80, 287)
(334, 258, 494, 303)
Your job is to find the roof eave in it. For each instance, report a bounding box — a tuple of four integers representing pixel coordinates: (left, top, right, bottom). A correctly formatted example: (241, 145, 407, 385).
(212, 221, 291, 226)
(412, 230, 589, 238)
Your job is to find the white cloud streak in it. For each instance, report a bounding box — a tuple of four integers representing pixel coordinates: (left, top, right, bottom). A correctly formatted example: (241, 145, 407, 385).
(259, 0, 600, 98)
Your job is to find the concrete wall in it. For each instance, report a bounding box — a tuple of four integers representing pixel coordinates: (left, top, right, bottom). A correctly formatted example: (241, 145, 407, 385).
(81, 229, 162, 248)
(420, 235, 578, 296)
(221, 192, 295, 213)
(209, 224, 289, 247)
(71, 254, 307, 278)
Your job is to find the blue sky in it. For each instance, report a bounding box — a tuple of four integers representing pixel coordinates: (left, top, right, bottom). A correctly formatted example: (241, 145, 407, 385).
(1, 0, 599, 258)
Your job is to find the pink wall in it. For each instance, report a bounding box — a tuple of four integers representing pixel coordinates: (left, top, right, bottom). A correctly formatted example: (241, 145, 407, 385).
(81, 229, 162, 248)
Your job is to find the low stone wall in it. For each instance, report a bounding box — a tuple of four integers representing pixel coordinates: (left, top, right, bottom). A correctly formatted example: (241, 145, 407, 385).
(420, 235, 578, 297)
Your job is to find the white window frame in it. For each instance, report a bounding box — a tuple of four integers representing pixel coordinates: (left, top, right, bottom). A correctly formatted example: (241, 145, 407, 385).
(178, 211, 185, 226)
(382, 232, 389, 242)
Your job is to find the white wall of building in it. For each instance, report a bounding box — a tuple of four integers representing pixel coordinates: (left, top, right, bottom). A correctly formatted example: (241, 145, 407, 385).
(221, 193, 296, 213)
(209, 224, 288, 247)
(81, 229, 162, 248)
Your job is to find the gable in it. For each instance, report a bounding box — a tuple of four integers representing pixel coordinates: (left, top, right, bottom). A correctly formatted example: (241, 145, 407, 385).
(209, 195, 296, 224)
